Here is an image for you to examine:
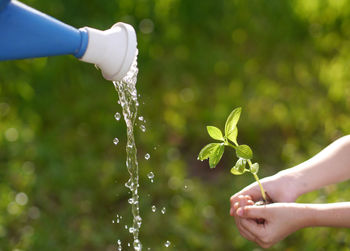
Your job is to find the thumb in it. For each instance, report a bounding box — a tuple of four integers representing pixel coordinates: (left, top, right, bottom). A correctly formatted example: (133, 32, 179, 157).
(236, 205, 268, 219)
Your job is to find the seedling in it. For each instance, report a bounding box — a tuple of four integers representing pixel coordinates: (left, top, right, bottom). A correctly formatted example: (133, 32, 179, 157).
(198, 107, 267, 203)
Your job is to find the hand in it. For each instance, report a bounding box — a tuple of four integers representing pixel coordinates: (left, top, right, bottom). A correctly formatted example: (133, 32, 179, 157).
(236, 202, 309, 248)
(230, 172, 298, 211)
(230, 172, 299, 245)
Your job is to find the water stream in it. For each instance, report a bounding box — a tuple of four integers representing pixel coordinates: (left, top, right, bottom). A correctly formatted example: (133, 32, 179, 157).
(113, 51, 142, 251)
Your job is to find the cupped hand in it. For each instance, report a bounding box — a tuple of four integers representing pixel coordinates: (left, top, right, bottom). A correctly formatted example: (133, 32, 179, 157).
(230, 172, 299, 246)
(235, 203, 309, 248)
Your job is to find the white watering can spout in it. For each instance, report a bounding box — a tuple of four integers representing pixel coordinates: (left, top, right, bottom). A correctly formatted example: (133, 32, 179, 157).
(79, 23, 137, 81)
(0, 0, 137, 81)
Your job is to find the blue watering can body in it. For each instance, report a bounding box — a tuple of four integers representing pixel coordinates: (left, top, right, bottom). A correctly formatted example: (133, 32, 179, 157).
(0, 0, 88, 60)
(0, 0, 137, 81)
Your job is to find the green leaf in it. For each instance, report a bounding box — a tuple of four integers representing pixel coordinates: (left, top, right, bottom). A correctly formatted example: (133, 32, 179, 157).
(231, 158, 246, 175)
(227, 126, 238, 145)
(225, 107, 241, 139)
(251, 163, 259, 174)
(236, 145, 253, 159)
(208, 143, 225, 168)
(198, 143, 219, 161)
(206, 126, 224, 141)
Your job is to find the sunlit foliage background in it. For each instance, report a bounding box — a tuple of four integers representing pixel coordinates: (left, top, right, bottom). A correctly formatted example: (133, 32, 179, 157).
(1, 0, 350, 250)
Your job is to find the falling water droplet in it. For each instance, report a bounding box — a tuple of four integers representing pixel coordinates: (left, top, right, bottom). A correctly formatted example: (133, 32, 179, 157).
(151, 205, 156, 212)
(135, 215, 142, 228)
(147, 172, 154, 183)
(116, 214, 121, 223)
(140, 125, 146, 132)
(128, 198, 135, 204)
(165, 240, 171, 247)
(161, 207, 166, 214)
(113, 138, 119, 145)
(125, 179, 133, 189)
(138, 116, 144, 121)
(145, 153, 150, 160)
(112, 220, 115, 224)
(114, 112, 121, 121)
(117, 239, 122, 251)
(134, 239, 142, 251)
(129, 227, 135, 233)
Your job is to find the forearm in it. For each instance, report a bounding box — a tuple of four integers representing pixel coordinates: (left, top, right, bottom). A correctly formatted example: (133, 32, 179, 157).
(278, 135, 350, 197)
(302, 202, 350, 228)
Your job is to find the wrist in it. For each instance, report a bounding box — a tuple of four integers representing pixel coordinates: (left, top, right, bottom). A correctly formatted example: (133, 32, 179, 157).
(273, 169, 304, 201)
(293, 204, 318, 229)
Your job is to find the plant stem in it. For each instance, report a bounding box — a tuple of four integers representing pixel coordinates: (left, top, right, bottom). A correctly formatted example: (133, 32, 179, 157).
(247, 160, 267, 203)
(225, 141, 267, 202)
(225, 141, 237, 149)
(253, 173, 267, 203)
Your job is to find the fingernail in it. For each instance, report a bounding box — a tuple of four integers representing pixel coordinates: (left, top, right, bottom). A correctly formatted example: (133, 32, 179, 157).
(234, 202, 239, 210)
(236, 208, 243, 216)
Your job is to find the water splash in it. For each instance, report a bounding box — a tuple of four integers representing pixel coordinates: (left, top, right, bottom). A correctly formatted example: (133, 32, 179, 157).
(113, 51, 142, 251)
(164, 241, 171, 248)
(161, 207, 166, 214)
(151, 205, 156, 212)
(115, 214, 121, 224)
(140, 125, 146, 132)
(117, 239, 122, 251)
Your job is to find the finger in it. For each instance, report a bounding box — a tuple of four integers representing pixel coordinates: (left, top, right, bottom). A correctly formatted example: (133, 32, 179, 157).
(237, 205, 268, 219)
(230, 195, 245, 214)
(230, 202, 240, 216)
(234, 202, 239, 210)
(230, 182, 263, 204)
(234, 216, 257, 242)
(236, 217, 269, 247)
(240, 218, 265, 238)
(240, 219, 272, 248)
(231, 197, 253, 216)
(238, 199, 254, 209)
(247, 200, 254, 206)
(244, 195, 252, 201)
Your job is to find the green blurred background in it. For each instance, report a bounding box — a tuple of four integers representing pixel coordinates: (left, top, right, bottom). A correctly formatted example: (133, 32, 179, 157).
(1, 0, 350, 250)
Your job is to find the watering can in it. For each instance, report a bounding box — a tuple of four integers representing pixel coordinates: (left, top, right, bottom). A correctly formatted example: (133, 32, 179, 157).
(0, 0, 137, 81)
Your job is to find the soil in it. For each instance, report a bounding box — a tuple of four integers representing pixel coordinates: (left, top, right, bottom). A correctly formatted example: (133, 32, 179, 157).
(254, 192, 273, 224)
